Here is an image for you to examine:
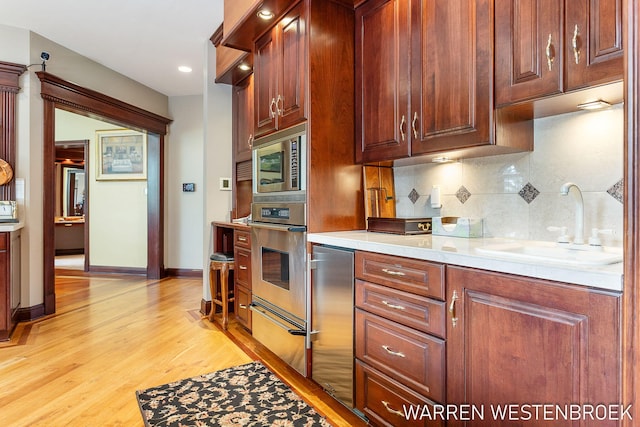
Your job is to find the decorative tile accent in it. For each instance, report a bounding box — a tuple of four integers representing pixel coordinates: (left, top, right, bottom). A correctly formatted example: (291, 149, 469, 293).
(455, 186, 471, 204)
(607, 179, 623, 204)
(518, 182, 540, 204)
(408, 188, 419, 204)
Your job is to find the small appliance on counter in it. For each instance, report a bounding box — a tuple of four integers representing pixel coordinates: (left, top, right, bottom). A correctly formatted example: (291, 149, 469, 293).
(0, 201, 18, 223)
(432, 216, 483, 238)
(367, 216, 432, 235)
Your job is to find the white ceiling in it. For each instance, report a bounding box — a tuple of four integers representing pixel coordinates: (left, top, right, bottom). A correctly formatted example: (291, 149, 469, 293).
(0, 0, 224, 97)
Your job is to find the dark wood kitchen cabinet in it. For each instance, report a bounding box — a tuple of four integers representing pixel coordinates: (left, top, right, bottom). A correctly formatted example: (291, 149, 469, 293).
(1, 231, 21, 341)
(446, 266, 622, 427)
(233, 227, 252, 330)
(356, 0, 531, 163)
(495, 0, 623, 106)
(233, 75, 254, 163)
(254, 1, 306, 139)
(354, 251, 446, 426)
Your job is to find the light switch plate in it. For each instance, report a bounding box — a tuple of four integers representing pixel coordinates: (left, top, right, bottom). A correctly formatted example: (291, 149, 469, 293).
(219, 177, 231, 191)
(182, 183, 195, 192)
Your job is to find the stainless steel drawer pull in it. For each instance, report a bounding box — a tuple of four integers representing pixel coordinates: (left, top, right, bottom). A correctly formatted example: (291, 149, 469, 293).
(239, 265, 248, 270)
(382, 345, 405, 358)
(381, 268, 406, 277)
(237, 236, 247, 242)
(382, 400, 404, 417)
(382, 300, 406, 310)
(239, 304, 247, 309)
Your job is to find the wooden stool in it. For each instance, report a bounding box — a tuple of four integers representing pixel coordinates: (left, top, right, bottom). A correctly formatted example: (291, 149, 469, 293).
(209, 253, 235, 330)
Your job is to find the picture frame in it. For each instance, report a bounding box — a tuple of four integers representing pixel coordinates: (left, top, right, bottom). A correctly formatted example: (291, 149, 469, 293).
(96, 129, 147, 180)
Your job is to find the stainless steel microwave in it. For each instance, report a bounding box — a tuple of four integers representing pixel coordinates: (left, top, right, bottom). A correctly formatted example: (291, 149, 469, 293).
(253, 124, 306, 195)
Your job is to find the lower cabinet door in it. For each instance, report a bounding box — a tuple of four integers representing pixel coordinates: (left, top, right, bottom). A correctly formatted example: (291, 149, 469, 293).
(355, 360, 444, 427)
(234, 284, 251, 330)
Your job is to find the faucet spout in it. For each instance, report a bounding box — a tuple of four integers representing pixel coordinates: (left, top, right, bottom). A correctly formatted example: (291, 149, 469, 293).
(560, 182, 584, 245)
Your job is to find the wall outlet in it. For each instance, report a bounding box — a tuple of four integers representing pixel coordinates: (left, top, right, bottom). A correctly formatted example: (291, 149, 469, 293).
(219, 177, 231, 191)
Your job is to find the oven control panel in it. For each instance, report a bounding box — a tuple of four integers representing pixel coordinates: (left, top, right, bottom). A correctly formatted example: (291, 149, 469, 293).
(252, 202, 306, 226)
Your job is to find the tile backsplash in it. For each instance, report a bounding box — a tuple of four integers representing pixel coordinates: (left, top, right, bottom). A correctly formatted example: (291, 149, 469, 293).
(394, 103, 624, 247)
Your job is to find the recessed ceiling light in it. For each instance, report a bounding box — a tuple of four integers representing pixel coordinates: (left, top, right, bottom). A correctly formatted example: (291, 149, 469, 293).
(257, 9, 274, 20)
(178, 66, 192, 73)
(577, 100, 611, 111)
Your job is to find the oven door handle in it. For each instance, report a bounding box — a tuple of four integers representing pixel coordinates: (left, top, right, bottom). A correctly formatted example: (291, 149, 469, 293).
(249, 221, 307, 233)
(249, 303, 307, 336)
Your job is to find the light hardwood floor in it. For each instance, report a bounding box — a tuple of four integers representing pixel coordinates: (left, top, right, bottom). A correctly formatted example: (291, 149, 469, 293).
(0, 274, 365, 427)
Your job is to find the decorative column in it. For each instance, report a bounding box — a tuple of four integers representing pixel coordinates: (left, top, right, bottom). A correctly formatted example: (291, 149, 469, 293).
(0, 62, 27, 201)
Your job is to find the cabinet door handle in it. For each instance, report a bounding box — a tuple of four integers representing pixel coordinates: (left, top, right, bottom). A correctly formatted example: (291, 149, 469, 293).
(239, 265, 248, 270)
(381, 400, 405, 417)
(449, 290, 459, 327)
(411, 111, 419, 139)
(381, 268, 406, 277)
(399, 115, 406, 141)
(382, 345, 405, 358)
(545, 33, 555, 71)
(382, 300, 406, 310)
(239, 304, 247, 309)
(276, 94, 283, 116)
(247, 134, 253, 149)
(269, 98, 277, 118)
(572, 24, 580, 64)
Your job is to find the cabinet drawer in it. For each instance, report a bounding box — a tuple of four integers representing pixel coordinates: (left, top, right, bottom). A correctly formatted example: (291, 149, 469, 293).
(356, 280, 446, 338)
(234, 284, 252, 330)
(355, 251, 444, 300)
(234, 229, 251, 249)
(356, 309, 445, 403)
(234, 247, 251, 289)
(356, 360, 444, 427)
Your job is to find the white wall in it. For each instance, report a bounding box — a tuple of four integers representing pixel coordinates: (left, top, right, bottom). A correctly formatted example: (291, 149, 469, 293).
(202, 40, 233, 297)
(394, 104, 624, 247)
(55, 110, 148, 268)
(166, 95, 205, 270)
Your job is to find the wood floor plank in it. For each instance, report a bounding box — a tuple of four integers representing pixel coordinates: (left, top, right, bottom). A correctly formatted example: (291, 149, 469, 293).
(0, 275, 366, 427)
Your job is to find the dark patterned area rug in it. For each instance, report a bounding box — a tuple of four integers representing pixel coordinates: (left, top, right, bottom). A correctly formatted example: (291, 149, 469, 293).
(136, 361, 333, 426)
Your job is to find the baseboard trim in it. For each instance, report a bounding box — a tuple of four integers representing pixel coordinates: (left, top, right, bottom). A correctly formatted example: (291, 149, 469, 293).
(88, 265, 147, 275)
(166, 268, 202, 278)
(16, 303, 45, 322)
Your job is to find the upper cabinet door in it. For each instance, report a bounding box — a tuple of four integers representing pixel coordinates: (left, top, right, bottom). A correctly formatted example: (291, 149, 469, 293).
(495, 0, 563, 106)
(254, 2, 307, 139)
(233, 75, 254, 163)
(564, 0, 623, 91)
(254, 31, 278, 137)
(355, 0, 412, 163)
(276, 3, 306, 131)
(411, 0, 492, 155)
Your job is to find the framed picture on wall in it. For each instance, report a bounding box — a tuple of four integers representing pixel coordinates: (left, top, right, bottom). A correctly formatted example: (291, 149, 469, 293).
(96, 129, 147, 180)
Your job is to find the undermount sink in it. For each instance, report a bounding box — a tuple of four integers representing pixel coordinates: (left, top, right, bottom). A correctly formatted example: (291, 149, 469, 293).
(475, 241, 623, 267)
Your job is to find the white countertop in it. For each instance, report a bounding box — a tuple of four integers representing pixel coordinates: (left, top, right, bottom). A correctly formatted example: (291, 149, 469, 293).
(0, 221, 24, 232)
(307, 230, 623, 292)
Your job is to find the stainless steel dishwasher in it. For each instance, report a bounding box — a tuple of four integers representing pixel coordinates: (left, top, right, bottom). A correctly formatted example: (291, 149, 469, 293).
(310, 245, 355, 409)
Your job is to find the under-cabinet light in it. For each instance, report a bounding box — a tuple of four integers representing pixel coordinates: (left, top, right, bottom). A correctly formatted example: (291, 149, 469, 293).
(257, 9, 274, 20)
(178, 66, 192, 73)
(238, 63, 252, 71)
(432, 156, 454, 163)
(577, 100, 611, 111)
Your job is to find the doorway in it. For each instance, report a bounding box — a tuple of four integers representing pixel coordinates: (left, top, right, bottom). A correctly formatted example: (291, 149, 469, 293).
(39, 72, 171, 315)
(54, 139, 89, 273)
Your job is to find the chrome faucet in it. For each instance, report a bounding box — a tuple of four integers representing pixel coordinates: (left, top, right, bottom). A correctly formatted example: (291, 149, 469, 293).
(560, 182, 585, 245)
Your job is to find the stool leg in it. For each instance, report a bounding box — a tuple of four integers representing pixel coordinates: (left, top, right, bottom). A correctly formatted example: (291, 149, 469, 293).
(208, 263, 216, 322)
(220, 262, 229, 330)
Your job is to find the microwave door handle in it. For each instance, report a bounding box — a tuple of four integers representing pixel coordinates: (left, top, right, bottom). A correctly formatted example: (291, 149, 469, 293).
(249, 303, 307, 336)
